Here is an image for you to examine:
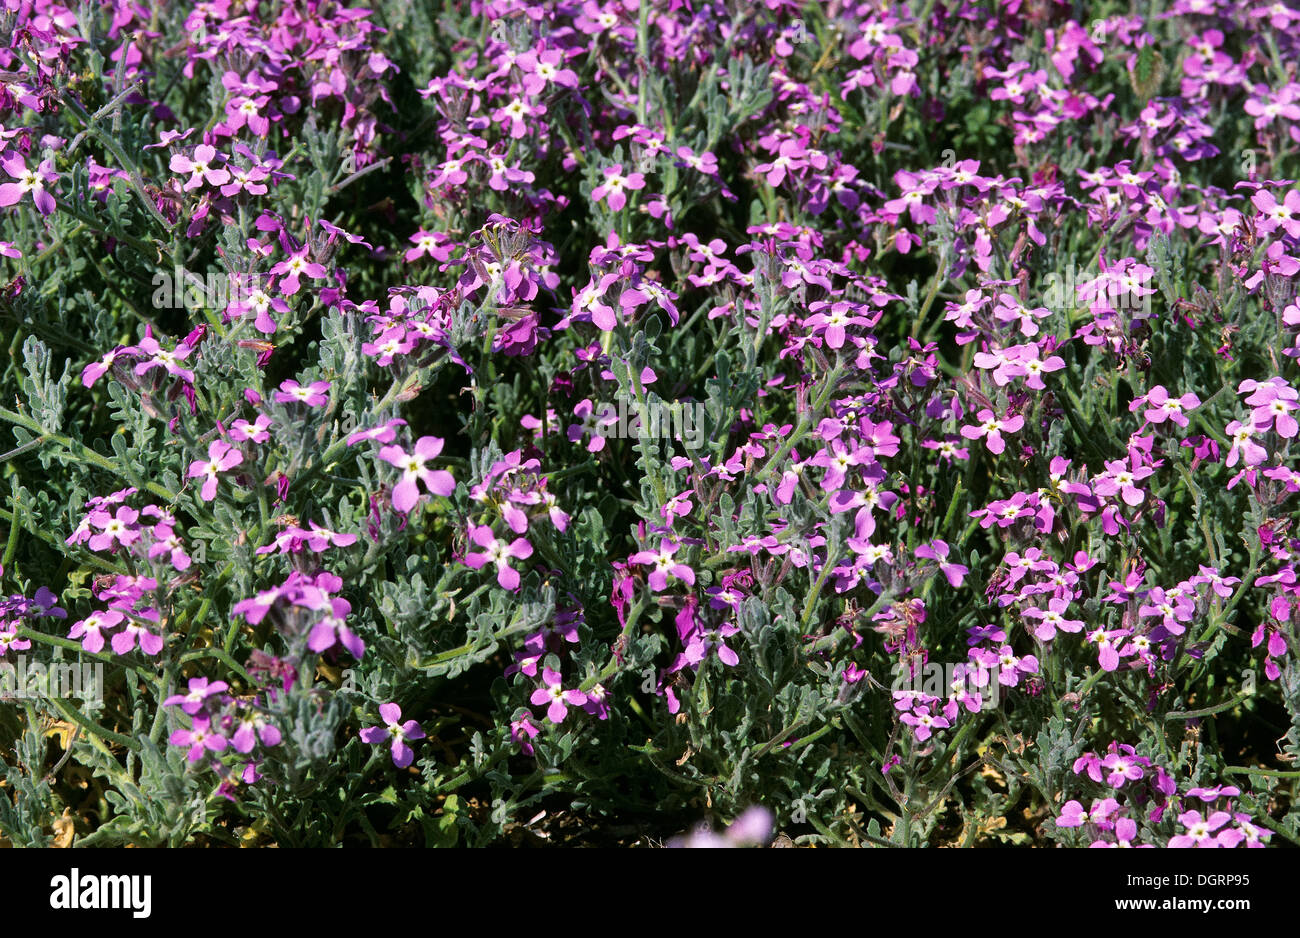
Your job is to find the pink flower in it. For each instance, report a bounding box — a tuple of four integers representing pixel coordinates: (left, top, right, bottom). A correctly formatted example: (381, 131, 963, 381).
(511, 714, 540, 754)
(269, 247, 327, 296)
(86, 506, 141, 552)
(0, 155, 57, 215)
(1225, 420, 1267, 467)
(169, 144, 231, 191)
(959, 409, 1025, 455)
(377, 436, 455, 512)
(995, 645, 1038, 685)
(308, 597, 365, 659)
(163, 676, 229, 714)
(1092, 459, 1154, 506)
(359, 702, 425, 768)
(900, 704, 950, 741)
(346, 418, 408, 447)
(134, 332, 196, 384)
(1023, 597, 1084, 640)
(1251, 188, 1300, 239)
(464, 524, 533, 590)
(1169, 809, 1237, 848)
(1142, 385, 1201, 428)
(592, 164, 646, 212)
(274, 379, 331, 407)
(111, 616, 165, 656)
(81, 346, 134, 388)
(567, 399, 617, 452)
(68, 609, 125, 653)
(1086, 626, 1130, 671)
(169, 717, 228, 761)
(404, 229, 453, 263)
(230, 414, 273, 444)
(629, 539, 696, 591)
(187, 440, 244, 502)
(1240, 377, 1299, 438)
(529, 667, 588, 724)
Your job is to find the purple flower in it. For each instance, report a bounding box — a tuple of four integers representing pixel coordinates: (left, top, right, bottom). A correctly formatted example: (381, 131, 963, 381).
(1023, 597, 1084, 641)
(187, 440, 244, 502)
(511, 713, 540, 754)
(0, 155, 57, 215)
(1100, 752, 1147, 787)
(359, 702, 425, 768)
(231, 704, 282, 754)
(169, 144, 231, 191)
(274, 379, 331, 407)
(1169, 809, 1237, 848)
(1142, 385, 1201, 427)
(464, 524, 533, 590)
(684, 623, 742, 668)
(913, 539, 968, 587)
(529, 667, 588, 724)
(170, 717, 228, 761)
(591, 164, 646, 211)
(960, 409, 1024, 455)
(164, 676, 230, 715)
(80, 345, 134, 388)
(307, 597, 365, 659)
(67, 609, 125, 654)
(378, 436, 455, 512)
(628, 539, 696, 591)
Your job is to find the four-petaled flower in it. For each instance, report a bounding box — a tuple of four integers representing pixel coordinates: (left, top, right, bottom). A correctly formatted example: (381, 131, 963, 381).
(187, 440, 244, 502)
(169, 144, 231, 191)
(164, 676, 230, 714)
(274, 379, 331, 407)
(629, 539, 696, 591)
(0, 155, 57, 215)
(359, 702, 425, 768)
(960, 409, 1024, 455)
(592, 163, 646, 211)
(378, 436, 455, 512)
(170, 716, 229, 761)
(464, 524, 534, 590)
(529, 667, 588, 724)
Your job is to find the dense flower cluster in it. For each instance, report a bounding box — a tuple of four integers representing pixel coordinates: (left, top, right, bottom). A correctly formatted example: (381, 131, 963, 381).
(0, 0, 1296, 849)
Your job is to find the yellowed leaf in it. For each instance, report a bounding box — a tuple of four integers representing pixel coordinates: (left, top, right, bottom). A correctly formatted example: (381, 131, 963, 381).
(43, 721, 76, 749)
(51, 807, 75, 848)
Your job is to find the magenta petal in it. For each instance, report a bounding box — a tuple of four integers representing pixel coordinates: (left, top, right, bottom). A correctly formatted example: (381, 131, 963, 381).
(307, 621, 336, 652)
(391, 477, 419, 512)
(391, 740, 413, 768)
(426, 470, 455, 496)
